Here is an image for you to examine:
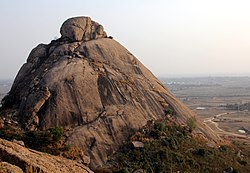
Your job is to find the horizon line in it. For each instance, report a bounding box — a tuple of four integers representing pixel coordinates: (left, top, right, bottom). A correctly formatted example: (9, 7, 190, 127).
(157, 73, 250, 78)
(1, 73, 250, 81)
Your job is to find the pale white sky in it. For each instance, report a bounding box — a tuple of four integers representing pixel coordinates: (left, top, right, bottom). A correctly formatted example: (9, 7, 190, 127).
(0, 0, 250, 79)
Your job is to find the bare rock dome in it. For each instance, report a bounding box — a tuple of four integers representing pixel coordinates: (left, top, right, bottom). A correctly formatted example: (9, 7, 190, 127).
(1, 16, 219, 167)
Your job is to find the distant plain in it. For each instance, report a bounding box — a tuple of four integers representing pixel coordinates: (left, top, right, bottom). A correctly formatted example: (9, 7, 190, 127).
(162, 77, 250, 140)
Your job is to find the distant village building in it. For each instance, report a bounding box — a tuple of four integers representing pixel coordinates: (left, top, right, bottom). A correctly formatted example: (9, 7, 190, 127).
(196, 107, 206, 110)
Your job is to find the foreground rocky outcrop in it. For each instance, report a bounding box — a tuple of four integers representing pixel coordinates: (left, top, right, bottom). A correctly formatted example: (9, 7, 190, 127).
(0, 138, 93, 173)
(0, 162, 23, 173)
(1, 16, 219, 168)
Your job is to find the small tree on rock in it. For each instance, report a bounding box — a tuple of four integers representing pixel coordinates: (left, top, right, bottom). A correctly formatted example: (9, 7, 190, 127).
(187, 117, 197, 132)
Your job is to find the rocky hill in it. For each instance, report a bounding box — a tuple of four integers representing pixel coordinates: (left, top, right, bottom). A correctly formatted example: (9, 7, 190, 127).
(0, 16, 219, 168)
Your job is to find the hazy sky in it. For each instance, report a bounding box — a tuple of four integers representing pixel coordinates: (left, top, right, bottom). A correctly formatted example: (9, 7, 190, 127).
(0, 0, 250, 79)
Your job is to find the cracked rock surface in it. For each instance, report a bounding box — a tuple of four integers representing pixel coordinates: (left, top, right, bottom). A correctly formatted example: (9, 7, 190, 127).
(1, 16, 219, 168)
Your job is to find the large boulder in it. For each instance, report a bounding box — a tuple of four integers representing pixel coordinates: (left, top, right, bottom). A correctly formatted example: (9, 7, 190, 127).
(1, 16, 219, 168)
(60, 16, 107, 41)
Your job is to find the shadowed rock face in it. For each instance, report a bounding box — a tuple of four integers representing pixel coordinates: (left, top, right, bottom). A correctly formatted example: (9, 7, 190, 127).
(1, 16, 219, 167)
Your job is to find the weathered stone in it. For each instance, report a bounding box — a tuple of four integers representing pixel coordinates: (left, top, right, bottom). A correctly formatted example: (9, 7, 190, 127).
(27, 44, 48, 63)
(60, 16, 107, 41)
(0, 138, 93, 173)
(12, 139, 25, 147)
(82, 155, 91, 165)
(1, 16, 219, 168)
(20, 86, 51, 131)
(132, 141, 144, 148)
(0, 162, 23, 173)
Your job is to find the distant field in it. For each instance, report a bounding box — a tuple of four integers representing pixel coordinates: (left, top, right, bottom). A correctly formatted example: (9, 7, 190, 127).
(161, 77, 250, 108)
(161, 76, 250, 114)
(218, 111, 250, 135)
(161, 76, 250, 140)
(161, 76, 250, 97)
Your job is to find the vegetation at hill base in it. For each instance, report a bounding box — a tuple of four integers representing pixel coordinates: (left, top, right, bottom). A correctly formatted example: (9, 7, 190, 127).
(106, 119, 250, 173)
(1, 110, 250, 173)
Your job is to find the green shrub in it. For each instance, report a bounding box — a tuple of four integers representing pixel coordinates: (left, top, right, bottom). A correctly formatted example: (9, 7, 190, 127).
(112, 119, 250, 173)
(49, 127, 64, 143)
(186, 117, 197, 131)
(238, 159, 248, 166)
(149, 129, 161, 139)
(119, 168, 130, 173)
(24, 131, 52, 150)
(164, 108, 173, 115)
(154, 122, 166, 132)
(173, 152, 184, 164)
(219, 145, 228, 153)
(233, 169, 239, 173)
(196, 148, 206, 157)
(0, 127, 23, 141)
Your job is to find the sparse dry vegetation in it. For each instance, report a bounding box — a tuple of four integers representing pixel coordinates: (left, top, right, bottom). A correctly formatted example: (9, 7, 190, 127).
(107, 119, 250, 173)
(187, 117, 197, 131)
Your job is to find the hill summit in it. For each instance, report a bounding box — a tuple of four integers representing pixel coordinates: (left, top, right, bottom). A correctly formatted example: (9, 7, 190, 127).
(1, 16, 219, 167)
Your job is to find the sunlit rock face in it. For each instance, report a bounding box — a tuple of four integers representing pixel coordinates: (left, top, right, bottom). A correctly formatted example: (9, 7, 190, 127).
(60, 16, 107, 41)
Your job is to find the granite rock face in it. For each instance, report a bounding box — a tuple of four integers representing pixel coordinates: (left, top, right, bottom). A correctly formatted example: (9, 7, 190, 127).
(1, 16, 219, 168)
(0, 138, 93, 173)
(0, 162, 23, 173)
(60, 16, 107, 41)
